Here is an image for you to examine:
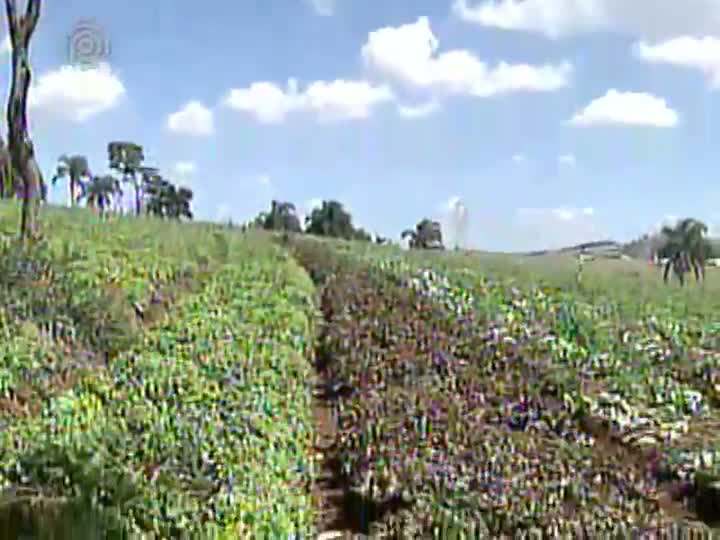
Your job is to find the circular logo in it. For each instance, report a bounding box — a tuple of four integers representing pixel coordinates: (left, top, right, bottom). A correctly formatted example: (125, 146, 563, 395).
(68, 19, 110, 68)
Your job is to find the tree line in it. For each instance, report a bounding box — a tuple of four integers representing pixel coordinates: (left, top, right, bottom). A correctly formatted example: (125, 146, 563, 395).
(0, 1, 193, 238)
(0, 142, 194, 221)
(238, 199, 447, 249)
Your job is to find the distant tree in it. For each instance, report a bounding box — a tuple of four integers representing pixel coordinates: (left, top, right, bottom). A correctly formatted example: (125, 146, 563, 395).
(353, 227, 372, 242)
(402, 218, 444, 249)
(52, 154, 90, 207)
(659, 218, 709, 285)
(304, 199, 365, 239)
(108, 142, 144, 215)
(144, 175, 193, 220)
(83, 175, 121, 217)
(249, 200, 302, 232)
(136, 165, 161, 216)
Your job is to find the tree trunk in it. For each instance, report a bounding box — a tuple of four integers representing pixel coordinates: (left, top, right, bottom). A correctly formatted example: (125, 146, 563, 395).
(69, 176, 75, 207)
(5, 0, 42, 240)
(0, 141, 9, 199)
(134, 180, 141, 215)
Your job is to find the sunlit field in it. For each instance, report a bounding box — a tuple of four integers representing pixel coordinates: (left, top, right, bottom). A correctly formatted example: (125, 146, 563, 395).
(1, 204, 719, 537)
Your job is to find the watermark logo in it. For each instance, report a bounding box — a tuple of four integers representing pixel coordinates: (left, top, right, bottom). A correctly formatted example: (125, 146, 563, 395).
(67, 19, 110, 68)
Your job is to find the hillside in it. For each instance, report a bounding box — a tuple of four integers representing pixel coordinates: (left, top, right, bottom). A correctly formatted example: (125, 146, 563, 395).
(524, 239, 621, 256)
(526, 236, 720, 260)
(1, 205, 720, 537)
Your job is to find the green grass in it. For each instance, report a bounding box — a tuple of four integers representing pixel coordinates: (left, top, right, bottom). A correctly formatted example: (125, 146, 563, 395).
(0, 204, 317, 538)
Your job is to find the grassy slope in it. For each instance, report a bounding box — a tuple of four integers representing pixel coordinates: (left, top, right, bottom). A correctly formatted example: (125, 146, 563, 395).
(2, 208, 718, 535)
(0, 205, 318, 538)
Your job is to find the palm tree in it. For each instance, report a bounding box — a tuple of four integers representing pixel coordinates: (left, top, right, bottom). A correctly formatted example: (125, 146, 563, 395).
(108, 142, 144, 215)
(402, 218, 444, 249)
(660, 218, 709, 285)
(83, 175, 121, 217)
(144, 176, 193, 220)
(171, 186, 193, 220)
(679, 218, 709, 282)
(137, 165, 160, 216)
(52, 154, 91, 207)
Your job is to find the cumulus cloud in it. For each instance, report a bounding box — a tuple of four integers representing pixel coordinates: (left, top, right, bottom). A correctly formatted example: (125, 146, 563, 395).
(397, 100, 439, 118)
(514, 206, 600, 250)
(558, 153, 576, 165)
(304, 80, 393, 120)
(570, 90, 678, 127)
(452, 0, 720, 40)
(167, 101, 214, 136)
(28, 64, 125, 122)
(307, 0, 335, 16)
(362, 16, 571, 97)
(635, 37, 720, 87)
(222, 78, 393, 123)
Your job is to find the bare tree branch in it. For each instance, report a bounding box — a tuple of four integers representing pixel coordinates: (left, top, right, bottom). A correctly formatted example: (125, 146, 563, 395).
(24, 0, 40, 36)
(4, 0, 17, 44)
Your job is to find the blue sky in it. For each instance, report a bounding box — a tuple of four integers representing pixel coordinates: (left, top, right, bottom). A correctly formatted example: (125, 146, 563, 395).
(5, 0, 720, 251)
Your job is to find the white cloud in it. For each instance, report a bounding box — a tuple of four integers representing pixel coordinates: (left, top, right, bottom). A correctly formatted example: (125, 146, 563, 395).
(397, 100, 439, 118)
(308, 0, 335, 16)
(304, 79, 393, 120)
(634, 37, 720, 87)
(28, 64, 125, 122)
(257, 174, 271, 186)
(223, 78, 392, 123)
(173, 161, 196, 177)
(515, 206, 601, 250)
(512, 153, 526, 162)
(570, 90, 678, 127)
(0, 35, 10, 54)
(362, 16, 571, 97)
(223, 80, 301, 123)
(167, 101, 214, 136)
(558, 153, 576, 165)
(452, 0, 720, 40)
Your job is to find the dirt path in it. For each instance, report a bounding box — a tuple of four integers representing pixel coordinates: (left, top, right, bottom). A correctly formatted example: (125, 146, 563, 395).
(311, 367, 367, 540)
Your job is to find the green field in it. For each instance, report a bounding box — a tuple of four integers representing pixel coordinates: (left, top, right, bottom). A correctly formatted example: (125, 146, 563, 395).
(1, 203, 720, 538)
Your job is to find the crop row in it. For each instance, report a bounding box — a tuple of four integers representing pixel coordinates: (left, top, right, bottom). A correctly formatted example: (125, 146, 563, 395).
(374, 258, 720, 478)
(1, 238, 318, 537)
(0, 224, 227, 434)
(290, 239, 717, 537)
